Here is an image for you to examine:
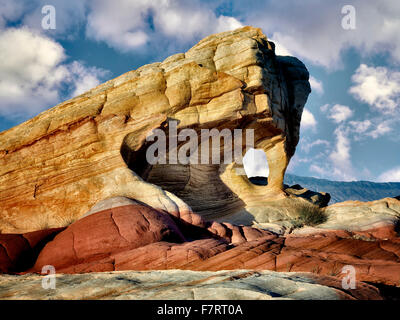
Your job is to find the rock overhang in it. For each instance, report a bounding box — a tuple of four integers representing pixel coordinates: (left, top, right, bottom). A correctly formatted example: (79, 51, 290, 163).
(0, 26, 311, 232)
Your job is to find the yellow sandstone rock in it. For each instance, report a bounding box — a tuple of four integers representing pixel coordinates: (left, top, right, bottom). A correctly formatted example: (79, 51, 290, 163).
(0, 26, 311, 233)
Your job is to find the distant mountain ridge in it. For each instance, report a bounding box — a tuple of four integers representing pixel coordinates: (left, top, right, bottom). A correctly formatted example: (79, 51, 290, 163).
(249, 174, 400, 204)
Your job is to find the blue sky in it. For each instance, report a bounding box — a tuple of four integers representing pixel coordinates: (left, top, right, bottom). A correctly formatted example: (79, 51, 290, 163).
(0, 0, 399, 182)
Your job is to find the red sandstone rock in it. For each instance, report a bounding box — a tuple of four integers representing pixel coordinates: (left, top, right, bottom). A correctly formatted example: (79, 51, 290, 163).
(31, 204, 276, 273)
(0, 203, 396, 290)
(0, 228, 63, 273)
(353, 225, 398, 240)
(33, 204, 186, 270)
(294, 224, 399, 241)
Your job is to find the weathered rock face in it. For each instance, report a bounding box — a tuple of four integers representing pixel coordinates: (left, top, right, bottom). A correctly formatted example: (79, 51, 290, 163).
(0, 26, 311, 233)
(318, 198, 400, 239)
(0, 199, 392, 290)
(29, 199, 275, 274)
(0, 270, 383, 300)
(284, 184, 330, 207)
(2, 25, 400, 301)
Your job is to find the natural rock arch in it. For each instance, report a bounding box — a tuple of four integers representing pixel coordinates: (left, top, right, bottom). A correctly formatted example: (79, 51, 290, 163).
(0, 26, 311, 232)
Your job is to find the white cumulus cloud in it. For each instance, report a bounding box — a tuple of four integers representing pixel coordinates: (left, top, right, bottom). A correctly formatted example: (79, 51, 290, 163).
(309, 76, 324, 95)
(367, 121, 393, 139)
(270, 39, 292, 56)
(326, 104, 353, 123)
(67, 61, 108, 97)
(243, 148, 269, 178)
(349, 64, 400, 114)
(301, 108, 317, 130)
(377, 166, 400, 182)
(86, 0, 243, 52)
(239, 0, 400, 69)
(330, 128, 351, 166)
(348, 119, 371, 134)
(314, 126, 356, 181)
(0, 27, 107, 120)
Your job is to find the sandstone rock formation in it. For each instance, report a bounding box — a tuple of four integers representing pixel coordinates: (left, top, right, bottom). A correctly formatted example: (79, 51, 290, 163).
(294, 198, 400, 240)
(0, 228, 63, 273)
(249, 176, 331, 207)
(284, 184, 331, 207)
(0, 26, 311, 233)
(1, 25, 399, 300)
(0, 199, 395, 291)
(0, 269, 382, 300)
(29, 199, 274, 274)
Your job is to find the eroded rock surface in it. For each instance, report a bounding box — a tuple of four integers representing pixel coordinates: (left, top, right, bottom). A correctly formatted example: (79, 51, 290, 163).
(317, 198, 400, 239)
(0, 200, 391, 290)
(1, 26, 399, 300)
(0, 26, 311, 233)
(0, 270, 382, 300)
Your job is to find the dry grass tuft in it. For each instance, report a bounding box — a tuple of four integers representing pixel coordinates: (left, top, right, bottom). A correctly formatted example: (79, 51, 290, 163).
(291, 201, 327, 227)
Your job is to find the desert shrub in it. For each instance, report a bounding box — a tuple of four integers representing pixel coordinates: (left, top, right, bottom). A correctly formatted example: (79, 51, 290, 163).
(292, 201, 327, 227)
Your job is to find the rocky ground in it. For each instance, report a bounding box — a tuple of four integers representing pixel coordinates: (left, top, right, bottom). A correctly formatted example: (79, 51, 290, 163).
(1, 196, 400, 299)
(0, 270, 382, 300)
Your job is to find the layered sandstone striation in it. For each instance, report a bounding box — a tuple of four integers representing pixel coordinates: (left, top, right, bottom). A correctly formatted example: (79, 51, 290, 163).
(0, 198, 397, 292)
(1, 26, 400, 300)
(292, 197, 400, 239)
(0, 26, 311, 233)
(0, 269, 382, 300)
